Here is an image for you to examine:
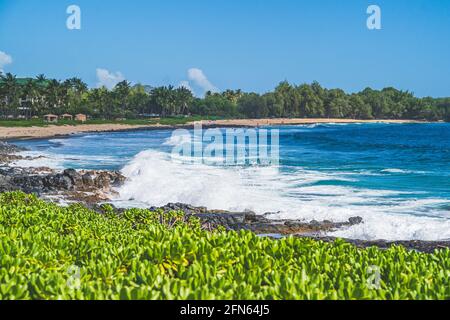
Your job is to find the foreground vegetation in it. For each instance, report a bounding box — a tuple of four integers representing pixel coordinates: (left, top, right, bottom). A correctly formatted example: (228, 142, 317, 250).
(1, 73, 450, 122)
(0, 192, 448, 300)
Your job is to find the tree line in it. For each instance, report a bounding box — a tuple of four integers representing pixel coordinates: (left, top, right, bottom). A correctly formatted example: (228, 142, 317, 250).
(1, 72, 449, 121)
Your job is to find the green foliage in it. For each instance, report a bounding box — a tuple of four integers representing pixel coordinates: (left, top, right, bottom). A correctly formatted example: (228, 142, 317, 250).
(1, 73, 450, 122)
(0, 192, 448, 300)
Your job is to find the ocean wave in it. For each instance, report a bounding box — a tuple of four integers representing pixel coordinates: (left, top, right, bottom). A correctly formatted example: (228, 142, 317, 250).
(116, 149, 450, 241)
(12, 150, 121, 170)
(11, 151, 65, 169)
(162, 131, 193, 146)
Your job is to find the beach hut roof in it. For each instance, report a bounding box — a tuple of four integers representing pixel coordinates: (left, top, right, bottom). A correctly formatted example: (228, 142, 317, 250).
(44, 114, 58, 117)
(61, 113, 72, 116)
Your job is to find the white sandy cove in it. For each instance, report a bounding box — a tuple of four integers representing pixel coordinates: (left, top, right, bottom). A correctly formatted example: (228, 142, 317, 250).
(0, 118, 421, 140)
(0, 123, 166, 140)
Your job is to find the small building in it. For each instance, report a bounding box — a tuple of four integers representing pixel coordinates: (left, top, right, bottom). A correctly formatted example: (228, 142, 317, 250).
(75, 114, 87, 122)
(44, 114, 58, 123)
(61, 114, 73, 121)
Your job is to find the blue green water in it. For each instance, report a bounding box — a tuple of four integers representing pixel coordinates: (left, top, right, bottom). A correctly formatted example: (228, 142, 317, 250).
(14, 123, 450, 240)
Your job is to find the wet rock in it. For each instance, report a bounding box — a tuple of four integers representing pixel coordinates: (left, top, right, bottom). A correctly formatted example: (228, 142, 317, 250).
(0, 154, 24, 164)
(66, 190, 113, 204)
(0, 142, 25, 154)
(293, 236, 450, 254)
(11, 175, 47, 194)
(63, 169, 83, 186)
(0, 165, 125, 198)
(82, 173, 95, 187)
(148, 203, 364, 236)
(151, 203, 209, 215)
(348, 216, 363, 225)
(44, 174, 74, 191)
(0, 174, 14, 192)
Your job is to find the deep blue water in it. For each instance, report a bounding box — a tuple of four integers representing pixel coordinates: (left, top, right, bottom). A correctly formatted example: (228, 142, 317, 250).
(13, 123, 450, 240)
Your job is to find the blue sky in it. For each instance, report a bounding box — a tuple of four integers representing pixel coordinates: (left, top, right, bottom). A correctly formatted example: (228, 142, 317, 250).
(0, 0, 449, 97)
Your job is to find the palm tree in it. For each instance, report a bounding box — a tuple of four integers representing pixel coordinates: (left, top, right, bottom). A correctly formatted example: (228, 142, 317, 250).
(151, 86, 176, 117)
(175, 87, 194, 115)
(222, 89, 243, 104)
(113, 81, 131, 117)
(46, 79, 63, 113)
(34, 74, 49, 115)
(72, 78, 88, 93)
(62, 77, 88, 114)
(36, 74, 47, 83)
(22, 79, 39, 118)
(0, 73, 20, 118)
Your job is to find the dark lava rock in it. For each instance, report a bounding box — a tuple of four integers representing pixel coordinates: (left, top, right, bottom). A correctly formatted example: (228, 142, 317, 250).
(0, 166, 126, 197)
(294, 236, 450, 254)
(82, 172, 95, 187)
(0, 142, 26, 154)
(348, 216, 363, 225)
(63, 169, 83, 186)
(148, 202, 364, 236)
(44, 173, 74, 191)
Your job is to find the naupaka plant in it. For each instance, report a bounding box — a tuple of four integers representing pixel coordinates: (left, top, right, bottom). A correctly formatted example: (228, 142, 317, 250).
(0, 192, 448, 300)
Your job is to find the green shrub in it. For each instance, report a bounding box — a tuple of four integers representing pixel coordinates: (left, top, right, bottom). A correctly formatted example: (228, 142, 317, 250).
(0, 192, 448, 300)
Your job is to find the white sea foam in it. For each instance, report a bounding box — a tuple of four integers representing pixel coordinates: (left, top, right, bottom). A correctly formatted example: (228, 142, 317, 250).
(11, 151, 65, 169)
(116, 146, 450, 241)
(162, 132, 193, 146)
(381, 168, 428, 174)
(11, 149, 121, 170)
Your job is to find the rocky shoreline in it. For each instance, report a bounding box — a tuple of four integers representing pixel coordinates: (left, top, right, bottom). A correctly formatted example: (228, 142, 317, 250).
(0, 141, 449, 253)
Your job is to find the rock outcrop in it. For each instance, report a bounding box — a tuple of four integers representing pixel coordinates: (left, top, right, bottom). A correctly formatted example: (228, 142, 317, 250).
(0, 167, 125, 202)
(149, 202, 363, 236)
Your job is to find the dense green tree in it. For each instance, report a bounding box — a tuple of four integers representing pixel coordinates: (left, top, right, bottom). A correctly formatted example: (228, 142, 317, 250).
(237, 93, 268, 118)
(1, 73, 449, 121)
(274, 81, 301, 117)
(263, 92, 284, 118)
(175, 87, 194, 115)
(192, 93, 237, 117)
(0, 73, 20, 117)
(348, 94, 372, 119)
(297, 84, 324, 117)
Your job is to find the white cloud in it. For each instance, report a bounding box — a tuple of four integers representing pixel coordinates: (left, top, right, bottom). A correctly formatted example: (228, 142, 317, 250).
(187, 68, 218, 94)
(0, 51, 13, 74)
(96, 68, 125, 89)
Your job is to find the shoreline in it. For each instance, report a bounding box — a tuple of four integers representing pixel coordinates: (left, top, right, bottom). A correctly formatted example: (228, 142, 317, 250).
(0, 118, 432, 141)
(1, 140, 449, 251)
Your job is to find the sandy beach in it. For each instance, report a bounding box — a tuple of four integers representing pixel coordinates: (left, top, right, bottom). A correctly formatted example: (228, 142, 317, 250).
(0, 118, 423, 140)
(0, 123, 169, 140)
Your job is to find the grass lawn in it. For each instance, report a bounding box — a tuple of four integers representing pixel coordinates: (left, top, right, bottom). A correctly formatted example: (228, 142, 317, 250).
(0, 116, 227, 128)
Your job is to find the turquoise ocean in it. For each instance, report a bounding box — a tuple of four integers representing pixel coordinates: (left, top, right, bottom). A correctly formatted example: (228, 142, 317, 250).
(13, 123, 450, 241)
